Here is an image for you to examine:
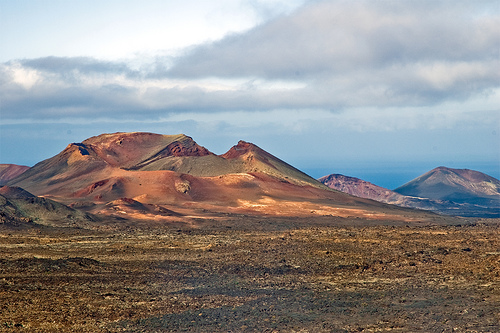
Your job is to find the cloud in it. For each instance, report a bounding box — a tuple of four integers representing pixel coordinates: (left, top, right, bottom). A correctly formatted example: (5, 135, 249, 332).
(164, 0, 499, 106)
(0, 56, 319, 120)
(1, 1, 498, 184)
(0, 0, 498, 129)
(20, 57, 135, 76)
(0, 61, 145, 120)
(168, 1, 499, 77)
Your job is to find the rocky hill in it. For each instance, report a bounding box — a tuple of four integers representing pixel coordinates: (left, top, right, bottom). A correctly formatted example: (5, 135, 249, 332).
(0, 186, 95, 228)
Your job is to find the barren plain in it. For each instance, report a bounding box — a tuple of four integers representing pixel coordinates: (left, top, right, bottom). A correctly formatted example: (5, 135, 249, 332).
(1, 216, 498, 332)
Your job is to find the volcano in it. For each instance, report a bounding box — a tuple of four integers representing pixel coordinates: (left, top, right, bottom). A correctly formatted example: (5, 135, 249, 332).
(7, 132, 437, 223)
(9, 132, 326, 197)
(394, 167, 500, 207)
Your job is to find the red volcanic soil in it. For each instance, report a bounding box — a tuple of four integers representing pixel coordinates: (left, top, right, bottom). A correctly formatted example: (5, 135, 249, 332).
(68, 168, 401, 221)
(0, 164, 30, 185)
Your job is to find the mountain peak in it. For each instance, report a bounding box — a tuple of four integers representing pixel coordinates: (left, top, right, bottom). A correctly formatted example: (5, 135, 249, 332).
(395, 166, 500, 203)
(430, 166, 495, 183)
(221, 140, 260, 159)
(75, 132, 212, 168)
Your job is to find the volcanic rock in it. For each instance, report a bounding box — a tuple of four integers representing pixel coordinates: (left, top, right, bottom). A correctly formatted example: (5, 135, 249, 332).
(0, 186, 94, 227)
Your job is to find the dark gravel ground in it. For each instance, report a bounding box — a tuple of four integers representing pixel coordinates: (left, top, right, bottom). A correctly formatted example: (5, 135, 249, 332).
(0, 218, 498, 332)
(122, 282, 498, 332)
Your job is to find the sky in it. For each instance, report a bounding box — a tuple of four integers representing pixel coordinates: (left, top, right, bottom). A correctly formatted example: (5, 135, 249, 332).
(1, 0, 499, 189)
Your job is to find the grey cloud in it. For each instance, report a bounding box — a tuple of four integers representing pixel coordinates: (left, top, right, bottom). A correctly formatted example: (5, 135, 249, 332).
(20, 56, 138, 77)
(166, 1, 499, 79)
(0, 57, 151, 120)
(140, 85, 317, 112)
(0, 72, 144, 120)
(162, 0, 499, 107)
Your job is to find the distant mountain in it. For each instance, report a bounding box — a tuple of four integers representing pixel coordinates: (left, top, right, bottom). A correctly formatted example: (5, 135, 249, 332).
(0, 164, 30, 185)
(320, 168, 500, 218)
(319, 174, 397, 201)
(318, 174, 450, 211)
(394, 167, 500, 207)
(7, 132, 427, 221)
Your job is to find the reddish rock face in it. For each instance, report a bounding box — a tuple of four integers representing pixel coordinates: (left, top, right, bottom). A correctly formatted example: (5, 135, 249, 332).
(77, 132, 212, 168)
(221, 141, 255, 159)
(319, 174, 395, 200)
(164, 141, 212, 157)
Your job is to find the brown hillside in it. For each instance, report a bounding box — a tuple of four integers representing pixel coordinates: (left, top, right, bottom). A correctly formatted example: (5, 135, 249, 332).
(0, 164, 30, 185)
